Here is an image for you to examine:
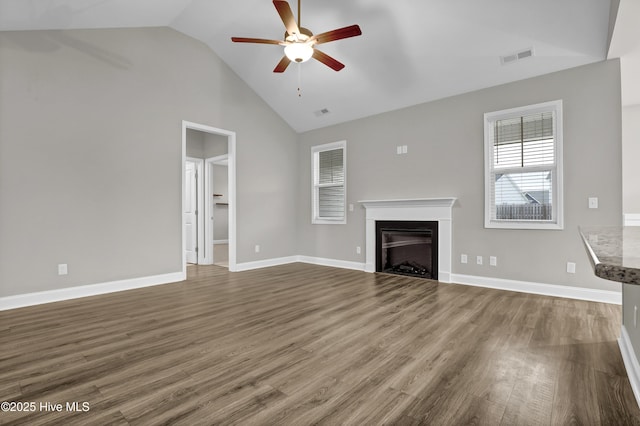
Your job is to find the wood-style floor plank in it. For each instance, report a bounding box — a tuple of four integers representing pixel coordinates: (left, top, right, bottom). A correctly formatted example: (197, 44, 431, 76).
(1, 263, 639, 425)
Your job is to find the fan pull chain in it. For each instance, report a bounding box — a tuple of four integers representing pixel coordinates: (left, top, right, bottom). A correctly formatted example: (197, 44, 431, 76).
(297, 63, 302, 97)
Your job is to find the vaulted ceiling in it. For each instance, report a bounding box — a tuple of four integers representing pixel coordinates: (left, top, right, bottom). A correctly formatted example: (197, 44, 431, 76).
(0, 0, 617, 132)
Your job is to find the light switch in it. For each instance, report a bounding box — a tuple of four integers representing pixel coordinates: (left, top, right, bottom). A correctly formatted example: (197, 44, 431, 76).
(588, 197, 598, 209)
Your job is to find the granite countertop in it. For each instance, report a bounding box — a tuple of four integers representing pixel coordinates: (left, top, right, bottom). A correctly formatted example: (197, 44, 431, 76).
(579, 226, 640, 285)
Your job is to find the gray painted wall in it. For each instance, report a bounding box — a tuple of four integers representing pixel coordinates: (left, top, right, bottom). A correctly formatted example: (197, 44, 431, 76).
(297, 60, 622, 293)
(185, 130, 229, 159)
(0, 27, 298, 297)
(623, 105, 640, 214)
(204, 133, 228, 159)
(186, 129, 205, 158)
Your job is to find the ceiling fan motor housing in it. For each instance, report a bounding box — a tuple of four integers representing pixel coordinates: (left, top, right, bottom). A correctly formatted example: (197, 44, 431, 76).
(285, 27, 313, 40)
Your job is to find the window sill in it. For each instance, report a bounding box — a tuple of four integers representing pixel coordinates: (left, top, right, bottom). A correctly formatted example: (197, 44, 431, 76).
(313, 218, 347, 225)
(485, 220, 564, 230)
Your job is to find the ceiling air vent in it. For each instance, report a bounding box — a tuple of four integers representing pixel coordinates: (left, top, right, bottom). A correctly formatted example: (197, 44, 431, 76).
(500, 48, 534, 65)
(314, 108, 331, 117)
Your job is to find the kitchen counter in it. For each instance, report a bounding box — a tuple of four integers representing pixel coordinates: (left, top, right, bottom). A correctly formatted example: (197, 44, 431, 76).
(579, 226, 640, 285)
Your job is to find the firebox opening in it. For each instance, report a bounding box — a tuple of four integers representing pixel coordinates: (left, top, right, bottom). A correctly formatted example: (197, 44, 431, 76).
(376, 221, 438, 280)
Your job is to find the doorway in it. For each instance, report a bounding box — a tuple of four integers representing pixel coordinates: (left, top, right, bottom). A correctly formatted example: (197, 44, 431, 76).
(182, 121, 236, 275)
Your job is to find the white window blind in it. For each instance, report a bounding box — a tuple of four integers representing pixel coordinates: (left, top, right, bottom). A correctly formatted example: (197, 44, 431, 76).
(312, 141, 346, 224)
(484, 101, 563, 230)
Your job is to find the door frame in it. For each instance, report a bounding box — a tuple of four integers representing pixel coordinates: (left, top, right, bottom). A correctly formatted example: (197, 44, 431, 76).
(182, 121, 237, 275)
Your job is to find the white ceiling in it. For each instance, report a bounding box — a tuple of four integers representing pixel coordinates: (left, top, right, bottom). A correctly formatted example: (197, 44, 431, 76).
(0, 0, 616, 132)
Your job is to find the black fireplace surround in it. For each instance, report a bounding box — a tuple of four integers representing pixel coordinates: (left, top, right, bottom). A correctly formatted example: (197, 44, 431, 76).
(376, 220, 438, 280)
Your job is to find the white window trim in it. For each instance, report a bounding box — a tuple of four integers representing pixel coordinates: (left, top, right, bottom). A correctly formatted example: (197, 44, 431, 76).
(484, 100, 564, 230)
(312, 140, 347, 225)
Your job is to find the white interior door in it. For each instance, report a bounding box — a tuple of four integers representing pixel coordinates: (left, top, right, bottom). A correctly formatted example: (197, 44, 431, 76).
(185, 160, 198, 264)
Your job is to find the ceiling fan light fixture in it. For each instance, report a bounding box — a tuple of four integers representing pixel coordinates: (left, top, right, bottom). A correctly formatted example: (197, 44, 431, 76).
(284, 42, 313, 63)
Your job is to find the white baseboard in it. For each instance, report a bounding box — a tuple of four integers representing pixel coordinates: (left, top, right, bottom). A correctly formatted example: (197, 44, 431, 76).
(1, 262, 622, 311)
(0, 271, 185, 311)
(234, 255, 365, 272)
(297, 256, 366, 271)
(0, 256, 359, 310)
(234, 256, 298, 272)
(619, 325, 640, 408)
(450, 273, 621, 305)
(213, 239, 229, 245)
(438, 272, 451, 283)
(624, 214, 640, 227)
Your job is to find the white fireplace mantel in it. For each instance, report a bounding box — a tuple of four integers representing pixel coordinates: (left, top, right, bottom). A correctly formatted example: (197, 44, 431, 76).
(359, 198, 456, 282)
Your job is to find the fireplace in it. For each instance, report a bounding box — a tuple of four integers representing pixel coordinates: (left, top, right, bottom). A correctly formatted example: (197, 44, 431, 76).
(376, 221, 438, 279)
(360, 198, 456, 282)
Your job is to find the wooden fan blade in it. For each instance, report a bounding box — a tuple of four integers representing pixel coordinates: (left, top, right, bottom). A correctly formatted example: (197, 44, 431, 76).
(312, 49, 345, 71)
(311, 25, 362, 44)
(273, 0, 300, 37)
(273, 56, 291, 73)
(231, 37, 283, 45)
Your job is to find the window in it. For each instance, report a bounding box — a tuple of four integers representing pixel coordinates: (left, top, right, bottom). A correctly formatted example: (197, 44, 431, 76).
(312, 141, 346, 224)
(484, 100, 563, 229)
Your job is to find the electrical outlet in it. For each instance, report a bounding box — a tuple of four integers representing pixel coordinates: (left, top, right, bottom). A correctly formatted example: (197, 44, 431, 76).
(58, 264, 68, 275)
(476, 256, 483, 265)
(396, 146, 402, 155)
(566, 262, 576, 273)
(349, 204, 354, 212)
(254, 245, 260, 253)
(402, 145, 408, 154)
(461, 254, 468, 264)
(490, 256, 497, 266)
(356, 246, 361, 254)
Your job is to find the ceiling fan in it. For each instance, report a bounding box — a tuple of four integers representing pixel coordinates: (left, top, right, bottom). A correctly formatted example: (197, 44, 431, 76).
(231, 0, 362, 73)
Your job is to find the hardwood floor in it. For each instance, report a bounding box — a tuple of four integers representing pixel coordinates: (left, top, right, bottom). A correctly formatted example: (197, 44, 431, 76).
(1, 263, 639, 425)
(213, 244, 229, 268)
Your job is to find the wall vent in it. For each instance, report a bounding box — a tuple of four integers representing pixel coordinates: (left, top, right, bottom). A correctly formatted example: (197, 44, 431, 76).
(314, 108, 331, 117)
(501, 48, 534, 65)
